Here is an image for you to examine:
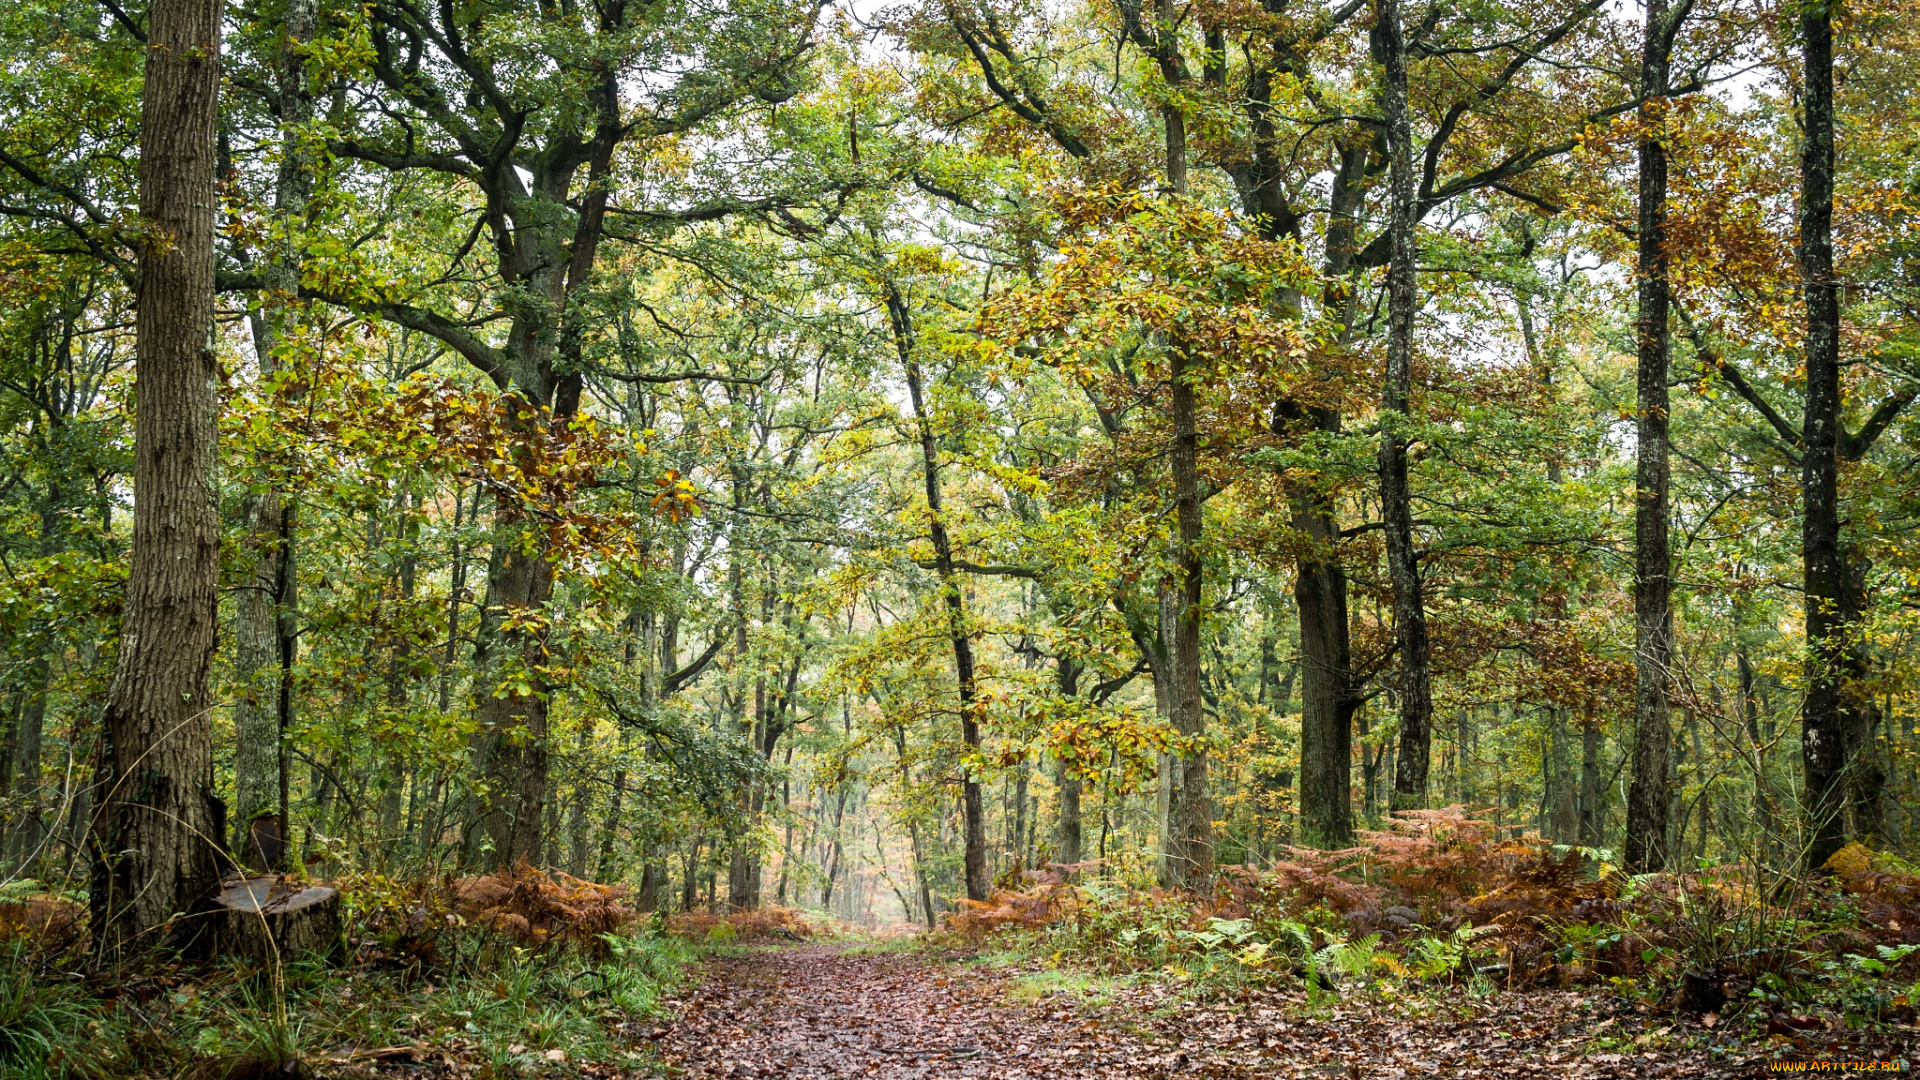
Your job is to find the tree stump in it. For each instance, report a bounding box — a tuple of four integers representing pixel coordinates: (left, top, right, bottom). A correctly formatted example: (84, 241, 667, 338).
(210, 875, 343, 964)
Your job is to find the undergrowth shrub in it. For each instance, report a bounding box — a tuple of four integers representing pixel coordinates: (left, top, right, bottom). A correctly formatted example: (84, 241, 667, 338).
(0, 867, 695, 1079)
(342, 860, 641, 978)
(936, 808, 1920, 1026)
(665, 904, 819, 942)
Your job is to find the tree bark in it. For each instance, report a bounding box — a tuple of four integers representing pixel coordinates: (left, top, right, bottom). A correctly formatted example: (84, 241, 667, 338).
(1378, 0, 1433, 815)
(463, 516, 555, 869)
(89, 0, 226, 959)
(1798, 0, 1849, 872)
(1056, 656, 1083, 866)
(1624, 0, 1675, 873)
(1294, 480, 1356, 848)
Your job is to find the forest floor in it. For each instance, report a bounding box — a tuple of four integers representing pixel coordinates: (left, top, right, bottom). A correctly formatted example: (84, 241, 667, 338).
(649, 942, 1915, 1079)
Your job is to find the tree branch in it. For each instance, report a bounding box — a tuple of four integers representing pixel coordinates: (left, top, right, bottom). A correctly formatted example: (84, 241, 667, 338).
(915, 559, 1039, 579)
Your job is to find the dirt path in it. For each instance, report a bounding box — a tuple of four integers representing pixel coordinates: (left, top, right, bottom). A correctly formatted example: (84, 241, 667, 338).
(649, 944, 1913, 1079)
(653, 943, 1176, 1078)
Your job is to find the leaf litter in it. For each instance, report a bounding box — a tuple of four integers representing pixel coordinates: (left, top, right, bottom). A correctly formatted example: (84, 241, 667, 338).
(653, 944, 1914, 1079)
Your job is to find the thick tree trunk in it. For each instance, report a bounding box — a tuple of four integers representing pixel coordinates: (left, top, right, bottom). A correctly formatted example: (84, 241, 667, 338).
(1294, 483, 1356, 848)
(463, 516, 554, 869)
(89, 0, 226, 959)
(637, 860, 663, 912)
(1624, 0, 1675, 872)
(1288, 136, 1368, 851)
(888, 291, 989, 902)
(1798, 0, 1849, 872)
(1378, 0, 1433, 815)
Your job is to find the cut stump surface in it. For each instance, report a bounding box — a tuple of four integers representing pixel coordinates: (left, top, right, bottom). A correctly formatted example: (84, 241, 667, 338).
(209, 874, 342, 962)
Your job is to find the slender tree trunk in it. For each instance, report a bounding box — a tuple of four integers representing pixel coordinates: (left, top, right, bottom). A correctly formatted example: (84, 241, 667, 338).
(887, 291, 989, 902)
(1624, 0, 1675, 872)
(1147, 0, 1212, 888)
(1736, 644, 1777, 862)
(1798, 0, 1849, 872)
(89, 0, 226, 958)
(1578, 718, 1602, 845)
(1010, 764, 1029, 873)
(233, 0, 313, 874)
(1377, 0, 1434, 816)
(821, 784, 848, 909)
(683, 836, 704, 913)
(1055, 662, 1084, 867)
(1551, 710, 1577, 842)
(7, 640, 52, 868)
(566, 721, 592, 876)
(776, 743, 795, 904)
(1166, 343, 1211, 885)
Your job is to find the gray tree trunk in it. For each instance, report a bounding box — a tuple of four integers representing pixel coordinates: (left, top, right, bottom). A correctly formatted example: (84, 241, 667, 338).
(1377, 0, 1434, 817)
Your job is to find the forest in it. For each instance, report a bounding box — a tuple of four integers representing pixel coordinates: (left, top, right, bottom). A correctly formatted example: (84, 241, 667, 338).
(0, 0, 1917, 1074)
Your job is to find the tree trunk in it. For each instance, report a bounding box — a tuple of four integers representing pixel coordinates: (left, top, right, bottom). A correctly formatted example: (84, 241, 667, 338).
(464, 517, 554, 870)
(1842, 558, 1885, 844)
(1294, 483, 1356, 848)
(1578, 718, 1602, 845)
(7, 650, 51, 869)
(1624, 0, 1675, 873)
(1166, 344, 1211, 885)
(1377, 0, 1434, 817)
(637, 860, 663, 913)
(1148, 0, 1211, 889)
(1054, 656, 1083, 866)
(681, 835, 702, 913)
(1798, 0, 1848, 872)
(566, 721, 592, 876)
(89, 0, 226, 959)
(888, 290, 989, 903)
(821, 785, 848, 909)
(1736, 644, 1776, 862)
(233, 0, 313, 874)
(1551, 711, 1577, 842)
